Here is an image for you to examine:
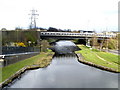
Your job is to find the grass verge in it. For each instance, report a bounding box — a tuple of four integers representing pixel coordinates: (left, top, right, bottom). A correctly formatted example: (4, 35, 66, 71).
(0, 51, 54, 83)
(76, 45, 120, 72)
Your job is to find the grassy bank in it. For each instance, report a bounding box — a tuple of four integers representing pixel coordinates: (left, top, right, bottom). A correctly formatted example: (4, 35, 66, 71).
(0, 50, 54, 83)
(76, 45, 120, 72)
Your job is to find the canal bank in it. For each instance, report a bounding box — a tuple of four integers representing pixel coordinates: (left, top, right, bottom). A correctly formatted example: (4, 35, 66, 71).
(76, 45, 120, 73)
(0, 51, 54, 88)
(76, 53, 119, 73)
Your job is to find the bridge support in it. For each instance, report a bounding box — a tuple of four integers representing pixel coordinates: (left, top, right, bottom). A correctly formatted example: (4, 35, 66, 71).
(86, 38, 91, 47)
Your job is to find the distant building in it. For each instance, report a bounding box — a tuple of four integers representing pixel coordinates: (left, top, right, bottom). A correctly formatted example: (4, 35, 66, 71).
(102, 31, 118, 35)
(111, 31, 119, 34)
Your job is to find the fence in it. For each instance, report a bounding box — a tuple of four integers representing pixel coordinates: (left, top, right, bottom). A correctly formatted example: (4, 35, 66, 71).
(0, 46, 40, 67)
(2, 46, 40, 54)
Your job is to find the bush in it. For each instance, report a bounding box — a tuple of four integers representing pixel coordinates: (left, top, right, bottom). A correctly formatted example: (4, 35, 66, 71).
(108, 39, 117, 50)
(16, 42, 26, 47)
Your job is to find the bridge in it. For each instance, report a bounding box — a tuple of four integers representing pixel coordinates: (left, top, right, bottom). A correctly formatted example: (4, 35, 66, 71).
(40, 31, 116, 46)
(40, 31, 116, 39)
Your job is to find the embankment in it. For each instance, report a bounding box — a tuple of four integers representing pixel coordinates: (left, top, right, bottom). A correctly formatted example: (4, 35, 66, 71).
(77, 53, 119, 73)
(0, 52, 54, 89)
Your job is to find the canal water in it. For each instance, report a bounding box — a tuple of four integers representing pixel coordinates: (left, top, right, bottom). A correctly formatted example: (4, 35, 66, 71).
(6, 41, 118, 88)
(7, 54, 118, 88)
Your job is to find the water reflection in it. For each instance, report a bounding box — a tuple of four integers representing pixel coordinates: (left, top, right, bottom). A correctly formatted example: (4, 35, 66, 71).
(50, 40, 81, 54)
(8, 54, 118, 88)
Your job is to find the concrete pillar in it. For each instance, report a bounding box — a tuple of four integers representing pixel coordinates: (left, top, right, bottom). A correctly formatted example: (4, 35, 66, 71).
(86, 39, 91, 47)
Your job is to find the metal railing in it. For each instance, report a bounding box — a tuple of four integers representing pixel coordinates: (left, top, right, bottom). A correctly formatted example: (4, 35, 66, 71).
(2, 46, 40, 54)
(0, 46, 40, 67)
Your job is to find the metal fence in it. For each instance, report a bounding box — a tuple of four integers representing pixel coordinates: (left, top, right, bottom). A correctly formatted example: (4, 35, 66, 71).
(0, 46, 40, 67)
(2, 46, 40, 54)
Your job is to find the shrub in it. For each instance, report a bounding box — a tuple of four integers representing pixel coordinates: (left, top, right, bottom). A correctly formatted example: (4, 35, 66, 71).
(17, 42, 26, 47)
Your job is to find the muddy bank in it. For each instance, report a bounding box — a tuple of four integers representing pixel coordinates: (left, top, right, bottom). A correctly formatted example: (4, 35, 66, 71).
(76, 53, 119, 73)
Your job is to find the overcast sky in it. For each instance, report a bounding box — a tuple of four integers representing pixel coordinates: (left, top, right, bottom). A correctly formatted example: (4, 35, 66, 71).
(0, 0, 119, 32)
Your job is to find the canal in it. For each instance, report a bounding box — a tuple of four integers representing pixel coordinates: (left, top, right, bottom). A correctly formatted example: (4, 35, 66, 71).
(5, 40, 118, 88)
(6, 54, 118, 88)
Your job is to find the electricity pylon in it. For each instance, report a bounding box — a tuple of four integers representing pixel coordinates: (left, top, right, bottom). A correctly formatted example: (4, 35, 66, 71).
(29, 9, 39, 29)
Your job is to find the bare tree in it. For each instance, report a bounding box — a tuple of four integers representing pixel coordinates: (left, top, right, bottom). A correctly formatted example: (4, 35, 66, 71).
(91, 33, 98, 49)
